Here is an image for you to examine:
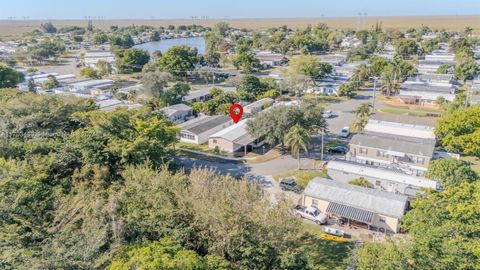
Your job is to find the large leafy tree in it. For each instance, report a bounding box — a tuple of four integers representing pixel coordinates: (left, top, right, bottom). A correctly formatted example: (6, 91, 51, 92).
(402, 182, 480, 269)
(246, 106, 304, 147)
(69, 108, 178, 176)
(0, 64, 24, 88)
(115, 48, 150, 73)
(426, 158, 478, 187)
(247, 105, 323, 147)
(355, 182, 480, 270)
(157, 45, 198, 78)
(108, 238, 229, 269)
(141, 71, 172, 98)
(287, 55, 332, 80)
(204, 32, 222, 66)
(161, 82, 190, 105)
(28, 38, 66, 62)
(236, 75, 267, 101)
(232, 47, 260, 74)
(435, 105, 480, 157)
(393, 38, 419, 58)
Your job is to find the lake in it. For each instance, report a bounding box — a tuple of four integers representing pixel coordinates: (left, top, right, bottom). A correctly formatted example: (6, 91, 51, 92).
(134, 36, 206, 55)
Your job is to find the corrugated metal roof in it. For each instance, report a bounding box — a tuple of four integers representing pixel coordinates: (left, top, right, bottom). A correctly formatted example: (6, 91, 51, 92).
(326, 202, 374, 224)
(304, 178, 408, 218)
(327, 160, 437, 189)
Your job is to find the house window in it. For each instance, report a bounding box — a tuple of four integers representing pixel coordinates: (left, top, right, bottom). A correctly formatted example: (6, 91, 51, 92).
(411, 156, 425, 164)
(379, 216, 386, 223)
(311, 199, 318, 207)
(181, 133, 195, 141)
(377, 150, 387, 157)
(213, 139, 217, 143)
(359, 148, 368, 154)
(375, 180, 381, 186)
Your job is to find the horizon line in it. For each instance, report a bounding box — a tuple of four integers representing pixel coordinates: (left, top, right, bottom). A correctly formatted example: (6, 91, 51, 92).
(2, 14, 480, 21)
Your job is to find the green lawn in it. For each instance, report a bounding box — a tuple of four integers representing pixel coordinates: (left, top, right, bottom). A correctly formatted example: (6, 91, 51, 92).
(461, 156, 480, 174)
(300, 223, 354, 269)
(273, 168, 327, 188)
(176, 142, 228, 156)
(379, 104, 441, 116)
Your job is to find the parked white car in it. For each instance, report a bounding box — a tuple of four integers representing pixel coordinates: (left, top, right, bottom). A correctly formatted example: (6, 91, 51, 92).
(294, 205, 327, 224)
(340, 127, 350, 138)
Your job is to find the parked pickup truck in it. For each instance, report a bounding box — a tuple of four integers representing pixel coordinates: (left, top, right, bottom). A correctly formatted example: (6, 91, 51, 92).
(294, 205, 327, 225)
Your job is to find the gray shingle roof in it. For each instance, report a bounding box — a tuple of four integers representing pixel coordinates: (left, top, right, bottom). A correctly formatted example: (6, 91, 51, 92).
(178, 115, 231, 135)
(304, 178, 409, 218)
(401, 83, 456, 93)
(350, 132, 435, 157)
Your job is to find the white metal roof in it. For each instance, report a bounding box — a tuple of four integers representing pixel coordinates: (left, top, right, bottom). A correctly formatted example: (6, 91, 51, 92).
(209, 119, 251, 142)
(304, 178, 409, 218)
(364, 121, 435, 139)
(69, 79, 114, 89)
(327, 160, 437, 189)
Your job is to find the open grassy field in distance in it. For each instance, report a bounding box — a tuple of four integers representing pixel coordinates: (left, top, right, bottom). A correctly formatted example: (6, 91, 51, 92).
(2, 16, 480, 37)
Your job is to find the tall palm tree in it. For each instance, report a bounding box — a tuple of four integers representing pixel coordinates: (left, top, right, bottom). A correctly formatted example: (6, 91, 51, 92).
(355, 103, 372, 131)
(356, 103, 372, 118)
(284, 124, 311, 169)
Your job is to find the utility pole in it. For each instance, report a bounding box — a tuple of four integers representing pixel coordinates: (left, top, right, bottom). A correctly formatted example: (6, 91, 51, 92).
(320, 127, 325, 161)
(372, 77, 377, 112)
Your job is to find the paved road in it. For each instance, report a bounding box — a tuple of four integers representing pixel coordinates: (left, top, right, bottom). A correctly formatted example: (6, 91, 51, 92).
(325, 89, 376, 135)
(176, 154, 312, 178)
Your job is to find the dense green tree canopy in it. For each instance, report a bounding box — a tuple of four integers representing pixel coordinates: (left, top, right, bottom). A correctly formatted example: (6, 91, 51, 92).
(161, 82, 190, 105)
(157, 45, 198, 77)
(141, 71, 172, 98)
(435, 105, 480, 157)
(426, 158, 478, 187)
(0, 64, 24, 88)
(109, 238, 229, 269)
(287, 55, 332, 79)
(394, 39, 419, 58)
(115, 48, 150, 73)
(232, 46, 260, 74)
(28, 38, 66, 62)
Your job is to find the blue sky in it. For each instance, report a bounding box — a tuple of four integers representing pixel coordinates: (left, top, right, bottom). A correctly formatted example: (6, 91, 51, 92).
(1, 0, 480, 19)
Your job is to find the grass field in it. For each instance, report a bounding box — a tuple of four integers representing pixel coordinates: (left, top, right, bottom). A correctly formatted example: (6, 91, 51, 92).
(300, 222, 354, 269)
(379, 104, 441, 116)
(273, 168, 327, 188)
(461, 156, 480, 174)
(1, 16, 480, 37)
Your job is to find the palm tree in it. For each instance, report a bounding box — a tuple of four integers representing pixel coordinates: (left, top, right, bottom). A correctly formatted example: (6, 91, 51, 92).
(284, 124, 311, 169)
(355, 103, 372, 131)
(356, 103, 372, 118)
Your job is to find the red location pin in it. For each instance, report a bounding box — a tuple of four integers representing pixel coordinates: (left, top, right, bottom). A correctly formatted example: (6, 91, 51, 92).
(229, 103, 243, 123)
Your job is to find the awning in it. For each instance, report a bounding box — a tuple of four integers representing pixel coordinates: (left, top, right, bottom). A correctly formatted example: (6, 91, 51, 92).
(326, 202, 374, 224)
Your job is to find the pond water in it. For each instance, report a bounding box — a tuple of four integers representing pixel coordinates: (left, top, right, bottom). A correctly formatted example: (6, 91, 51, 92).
(133, 36, 206, 55)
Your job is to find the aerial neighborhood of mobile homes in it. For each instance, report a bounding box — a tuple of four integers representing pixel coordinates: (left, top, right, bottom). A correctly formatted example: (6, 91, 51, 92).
(1, 18, 478, 241)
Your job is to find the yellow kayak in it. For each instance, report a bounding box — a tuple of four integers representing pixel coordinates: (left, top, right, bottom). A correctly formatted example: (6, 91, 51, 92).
(320, 233, 349, 242)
